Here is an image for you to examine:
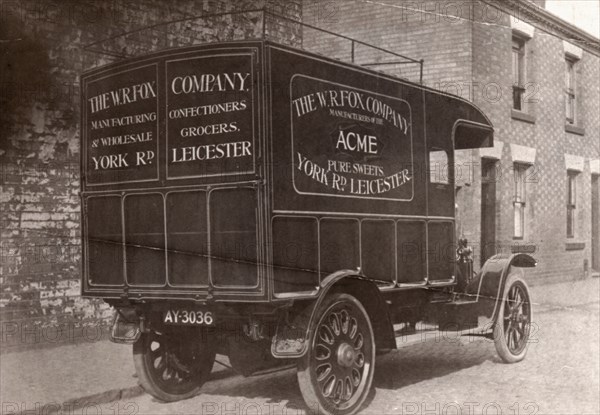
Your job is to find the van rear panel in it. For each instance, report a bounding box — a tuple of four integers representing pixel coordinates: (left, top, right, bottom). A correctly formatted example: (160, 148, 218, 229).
(84, 187, 261, 292)
(81, 42, 267, 301)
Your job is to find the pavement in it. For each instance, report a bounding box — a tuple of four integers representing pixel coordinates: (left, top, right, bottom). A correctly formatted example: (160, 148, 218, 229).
(1, 277, 598, 415)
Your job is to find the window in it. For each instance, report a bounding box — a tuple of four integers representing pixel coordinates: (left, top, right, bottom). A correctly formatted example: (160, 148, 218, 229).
(512, 37, 526, 111)
(565, 57, 576, 124)
(513, 164, 528, 238)
(567, 172, 577, 238)
(429, 149, 449, 184)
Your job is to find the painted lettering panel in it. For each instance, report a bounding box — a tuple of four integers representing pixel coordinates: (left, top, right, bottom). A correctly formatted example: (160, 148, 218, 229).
(84, 64, 159, 185)
(166, 54, 255, 179)
(82, 46, 259, 187)
(291, 75, 413, 201)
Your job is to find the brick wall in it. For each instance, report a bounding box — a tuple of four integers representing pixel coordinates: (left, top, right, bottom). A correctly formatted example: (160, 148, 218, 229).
(0, 0, 301, 351)
(303, 0, 473, 86)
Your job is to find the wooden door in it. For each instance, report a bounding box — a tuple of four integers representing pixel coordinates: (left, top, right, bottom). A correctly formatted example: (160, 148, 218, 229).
(592, 175, 599, 271)
(481, 159, 497, 266)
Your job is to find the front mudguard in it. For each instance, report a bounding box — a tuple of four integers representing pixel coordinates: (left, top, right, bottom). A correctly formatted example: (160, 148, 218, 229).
(466, 253, 536, 326)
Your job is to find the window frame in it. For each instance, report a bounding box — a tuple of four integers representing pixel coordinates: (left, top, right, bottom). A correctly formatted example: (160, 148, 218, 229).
(513, 163, 528, 239)
(566, 171, 577, 238)
(565, 56, 577, 125)
(512, 36, 527, 111)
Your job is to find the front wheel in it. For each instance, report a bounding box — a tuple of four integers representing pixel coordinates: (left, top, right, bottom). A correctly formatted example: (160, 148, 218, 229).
(493, 273, 532, 363)
(133, 328, 215, 402)
(297, 293, 375, 415)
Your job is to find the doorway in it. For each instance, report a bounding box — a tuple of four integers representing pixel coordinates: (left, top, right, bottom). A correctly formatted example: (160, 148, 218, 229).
(481, 159, 497, 266)
(592, 174, 599, 271)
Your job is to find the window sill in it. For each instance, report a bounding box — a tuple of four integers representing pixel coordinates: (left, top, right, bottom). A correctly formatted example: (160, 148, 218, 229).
(565, 124, 585, 136)
(565, 241, 585, 251)
(511, 243, 536, 253)
(511, 109, 536, 124)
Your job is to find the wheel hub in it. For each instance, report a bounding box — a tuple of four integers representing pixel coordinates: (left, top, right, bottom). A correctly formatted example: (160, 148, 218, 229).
(337, 342, 355, 368)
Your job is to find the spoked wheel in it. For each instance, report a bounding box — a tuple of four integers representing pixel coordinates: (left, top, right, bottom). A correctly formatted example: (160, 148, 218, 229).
(133, 329, 215, 402)
(493, 273, 532, 363)
(297, 293, 375, 415)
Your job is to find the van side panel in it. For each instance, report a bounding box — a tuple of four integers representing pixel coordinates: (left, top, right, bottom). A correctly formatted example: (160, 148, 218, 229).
(267, 45, 433, 294)
(268, 45, 427, 217)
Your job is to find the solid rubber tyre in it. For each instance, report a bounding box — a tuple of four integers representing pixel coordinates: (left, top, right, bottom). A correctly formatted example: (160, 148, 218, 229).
(297, 293, 376, 415)
(493, 273, 532, 363)
(133, 329, 215, 402)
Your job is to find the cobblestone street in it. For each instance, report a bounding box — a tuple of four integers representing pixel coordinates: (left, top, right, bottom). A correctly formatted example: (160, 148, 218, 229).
(100, 293, 599, 415)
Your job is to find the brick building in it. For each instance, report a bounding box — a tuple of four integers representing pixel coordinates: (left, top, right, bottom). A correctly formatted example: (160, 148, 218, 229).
(0, 0, 300, 350)
(303, 0, 600, 285)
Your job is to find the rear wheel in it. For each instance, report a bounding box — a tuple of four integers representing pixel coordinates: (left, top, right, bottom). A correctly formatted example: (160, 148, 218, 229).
(297, 293, 375, 415)
(133, 329, 215, 402)
(493, 274, 532, 363)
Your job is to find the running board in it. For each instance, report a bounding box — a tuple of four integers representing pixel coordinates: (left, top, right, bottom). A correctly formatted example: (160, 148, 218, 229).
(394, 324, 439, 348)
(393, 323, 493, 349)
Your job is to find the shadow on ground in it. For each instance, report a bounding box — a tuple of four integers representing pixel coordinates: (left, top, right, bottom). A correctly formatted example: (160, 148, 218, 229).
(189, 337, 498, 412)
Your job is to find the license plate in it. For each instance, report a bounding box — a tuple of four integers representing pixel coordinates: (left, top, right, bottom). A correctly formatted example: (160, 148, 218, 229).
(163, 309, 214, 326)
